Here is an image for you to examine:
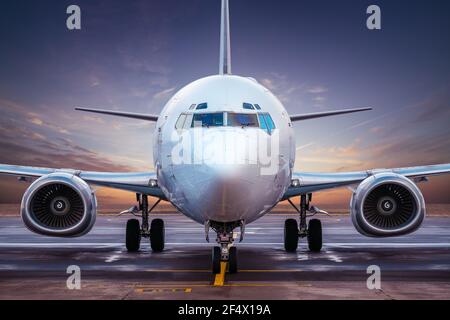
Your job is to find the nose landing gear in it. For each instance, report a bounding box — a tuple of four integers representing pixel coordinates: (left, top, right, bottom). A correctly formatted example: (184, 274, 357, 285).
(285, 194, 323, 252)
(209, 220, 243, 274)
(124, 194, 164, 253)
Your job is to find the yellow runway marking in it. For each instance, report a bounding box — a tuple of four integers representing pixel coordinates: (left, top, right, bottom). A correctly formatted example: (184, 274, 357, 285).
(135, 287, 193, 293)
(134, 282, 312, 293)
(224, 283, 312, 287)
(213, 262, 228, 286)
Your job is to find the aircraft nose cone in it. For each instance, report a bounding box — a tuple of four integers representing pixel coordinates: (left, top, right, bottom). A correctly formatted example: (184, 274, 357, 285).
(166, 128, 288, 223)
(174, 163, 267, 222)
(192, 128, 257, 166)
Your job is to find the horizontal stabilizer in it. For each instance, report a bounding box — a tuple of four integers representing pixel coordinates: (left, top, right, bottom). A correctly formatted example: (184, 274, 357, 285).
(75, 107, 159, 122)
(290, 107, 372, 122)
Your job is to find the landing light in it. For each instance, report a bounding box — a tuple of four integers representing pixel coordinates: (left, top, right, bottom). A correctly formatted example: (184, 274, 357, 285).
(291, 179, 300, 187)
(149, 179, 158, 188)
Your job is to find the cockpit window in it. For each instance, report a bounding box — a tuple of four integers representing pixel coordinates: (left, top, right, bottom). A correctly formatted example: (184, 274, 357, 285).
(258, 113, 276, 133)
(189, 104, 196, 110)
(177, 112, 270, 130)
(254, 104, 261, 110)
(258, 114, 268, 130)
(192, 113, 224, 127)
(264, 113, 275, 131)
(243, 103, 255, 110)
(196, 103, 208, 110)
(175, 114, 187, 129)
(228, 113, 258, 127)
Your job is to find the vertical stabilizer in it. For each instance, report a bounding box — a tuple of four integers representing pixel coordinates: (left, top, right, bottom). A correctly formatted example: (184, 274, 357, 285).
(219, 0, 231, 75)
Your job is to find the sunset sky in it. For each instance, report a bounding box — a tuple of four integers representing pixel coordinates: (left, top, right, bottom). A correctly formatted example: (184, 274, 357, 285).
(0, 0, 449, 208)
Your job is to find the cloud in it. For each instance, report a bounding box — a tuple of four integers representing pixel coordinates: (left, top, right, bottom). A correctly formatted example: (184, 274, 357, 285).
(260, 78, 276, 91)
(129, 88, 149, 98)
(259, 74, 331, 109)
(82, 115, 105, 124)
(312, 96, 326, 102)
(370, 126, 383, 133)
(300, 157, 363, 166)
(258, 73, 307, 105)
(29, 117, 43, 126)
(153, 87, 176, 100)
(297, 124, 450, 176)
(0, 97, 146, 173)
(88, 75, 101, 88)
(31, 132, 46, 141)
(307, 86, 328, 94)
(0, 98, 28, 113)
(411, 86, 450, 123)
(120, 51, 171, 88)
(298, 139, 363, 167)
(26, 113, 71, 135)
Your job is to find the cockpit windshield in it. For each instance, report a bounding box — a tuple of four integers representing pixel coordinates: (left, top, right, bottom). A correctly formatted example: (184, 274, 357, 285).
(227, 113, 258, 127)
(176, 111, 271, 130)
(192, 113, 224, 127)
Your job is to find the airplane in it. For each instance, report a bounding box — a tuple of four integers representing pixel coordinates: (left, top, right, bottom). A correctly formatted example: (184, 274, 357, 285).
(1, 0, 449, 274)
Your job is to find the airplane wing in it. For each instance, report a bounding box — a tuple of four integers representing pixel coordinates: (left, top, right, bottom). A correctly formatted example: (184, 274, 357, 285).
(0, 164, 166, 199)
(282, 163, 450, 200)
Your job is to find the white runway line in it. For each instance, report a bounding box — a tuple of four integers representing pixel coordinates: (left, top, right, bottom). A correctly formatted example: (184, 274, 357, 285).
(0, 242, 449, 248)
(0, 243, 122, 248)
(325, 243, 450, 247)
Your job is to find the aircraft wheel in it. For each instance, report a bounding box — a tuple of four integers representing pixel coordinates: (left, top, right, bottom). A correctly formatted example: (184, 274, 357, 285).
(126, 219, 141, 252)
(228, 246, 238, 274)
(212, 247, 221, 274)
(150, 218, 165, 252)
(307, 219, 322, 252)
(284, 219, 299, 252)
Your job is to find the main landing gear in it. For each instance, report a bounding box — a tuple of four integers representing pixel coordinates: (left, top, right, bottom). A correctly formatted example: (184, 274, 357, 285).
(284, 194, 324, 253)
(207, 220, 243, 274)
(124, 194, 164, 253)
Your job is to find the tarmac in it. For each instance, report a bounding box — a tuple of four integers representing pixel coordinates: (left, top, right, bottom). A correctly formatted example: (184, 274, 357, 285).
(0, 214, 449, 299)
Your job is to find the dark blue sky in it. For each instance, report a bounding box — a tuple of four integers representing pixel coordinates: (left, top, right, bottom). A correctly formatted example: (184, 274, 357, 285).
(0, 0, 449, 205)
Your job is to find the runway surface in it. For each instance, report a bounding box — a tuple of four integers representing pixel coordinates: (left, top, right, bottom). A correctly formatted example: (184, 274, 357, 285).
(0, 214, 449, 299)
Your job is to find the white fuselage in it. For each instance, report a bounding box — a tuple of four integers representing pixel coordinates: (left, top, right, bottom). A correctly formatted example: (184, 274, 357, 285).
(153, 75, 295, 224)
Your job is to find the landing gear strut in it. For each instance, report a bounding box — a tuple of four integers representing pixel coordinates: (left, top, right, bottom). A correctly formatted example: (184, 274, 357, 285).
(284, 194, 323, 252)
(208, 221, 243, 274)
(125, 194, 164, 252)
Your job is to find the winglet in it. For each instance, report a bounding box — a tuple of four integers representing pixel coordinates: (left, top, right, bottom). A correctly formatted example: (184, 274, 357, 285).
(75, 107, 159, 122)
(290, 107, 372, 122)
(219, 0, 232, 75)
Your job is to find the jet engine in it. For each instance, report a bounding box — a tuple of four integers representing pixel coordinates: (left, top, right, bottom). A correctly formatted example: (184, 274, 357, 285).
(21, 173, 97, 237)
(350, 172, 425, 237)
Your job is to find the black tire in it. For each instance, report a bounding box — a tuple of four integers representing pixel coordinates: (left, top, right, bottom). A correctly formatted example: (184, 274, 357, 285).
(150, 218, 165, 252)
(126, 219, 141, 252)
(228, 247, 238, 274)
(284, 219, 299, 252)
(212, 247, 221, 274)
(307, 219, 322, 252)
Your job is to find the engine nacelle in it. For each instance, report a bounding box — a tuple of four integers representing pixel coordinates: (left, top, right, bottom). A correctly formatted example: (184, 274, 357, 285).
(350, 172, 425, 237)
(21, 173, 97, 237)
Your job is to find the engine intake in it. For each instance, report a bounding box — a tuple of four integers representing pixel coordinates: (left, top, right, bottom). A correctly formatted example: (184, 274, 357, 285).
(350, 173, 425, 237)
(21, 173, 97, 237)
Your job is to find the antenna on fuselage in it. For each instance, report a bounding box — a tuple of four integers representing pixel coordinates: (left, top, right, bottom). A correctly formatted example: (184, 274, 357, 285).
(219, 0, 231, 75)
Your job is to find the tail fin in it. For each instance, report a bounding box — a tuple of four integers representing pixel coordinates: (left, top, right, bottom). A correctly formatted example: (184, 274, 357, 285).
(219, 0, 231, 75)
